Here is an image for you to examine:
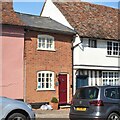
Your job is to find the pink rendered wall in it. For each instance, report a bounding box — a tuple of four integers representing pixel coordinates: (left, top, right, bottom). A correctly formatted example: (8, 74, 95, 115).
(1, 25, 24, 99)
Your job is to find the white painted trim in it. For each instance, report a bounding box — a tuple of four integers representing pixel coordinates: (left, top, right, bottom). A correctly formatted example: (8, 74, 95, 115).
(97, 71, 99, 86)
(73, 70, 76, 95)
(88, 70, 91, 86)
(36, 88, 55, 91)
(41, 0, 73, 29)
(92, 71, 95, 86)
(74, 66, 120, 70)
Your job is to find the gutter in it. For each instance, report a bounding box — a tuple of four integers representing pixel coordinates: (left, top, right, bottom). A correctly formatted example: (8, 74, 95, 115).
(24, 26, 76, 36)
(23, 30, 27, 102)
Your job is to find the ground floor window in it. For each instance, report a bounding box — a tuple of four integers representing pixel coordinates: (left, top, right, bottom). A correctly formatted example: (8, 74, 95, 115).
(102, 71, 119, 86)
(37, 71, 54, 90)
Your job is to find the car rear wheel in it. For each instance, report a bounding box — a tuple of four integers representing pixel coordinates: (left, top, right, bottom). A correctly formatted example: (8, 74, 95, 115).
(7, 113, 27, 120)
(107, 112, 120, 120)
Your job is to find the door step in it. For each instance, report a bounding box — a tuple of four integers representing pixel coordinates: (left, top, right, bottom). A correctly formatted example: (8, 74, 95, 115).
(59, 105, 71, 109)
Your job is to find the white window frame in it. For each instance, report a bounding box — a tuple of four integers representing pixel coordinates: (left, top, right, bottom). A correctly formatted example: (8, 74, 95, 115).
(37, 35, 55, 51)
(37, 71, 55, 90)
(88, 38, 97, 48)
(107, 41, 120, 56)
(102, 71, 119, 86)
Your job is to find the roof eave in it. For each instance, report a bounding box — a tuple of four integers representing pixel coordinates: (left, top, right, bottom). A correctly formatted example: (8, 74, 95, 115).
(24, 26, 76, 35)
(80, 36, 119, 41)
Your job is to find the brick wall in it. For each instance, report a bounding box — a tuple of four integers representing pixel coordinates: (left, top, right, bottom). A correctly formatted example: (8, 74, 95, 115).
(24, 31, 73, 103)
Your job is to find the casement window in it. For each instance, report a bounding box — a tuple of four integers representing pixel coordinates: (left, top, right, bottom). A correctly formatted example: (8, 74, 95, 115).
(102, 71, 119, 86)
(37, 71, 54, 90)
(88, 39, 97, 48)
(107, 41, 120, 56)
(37, 35, 55, 51)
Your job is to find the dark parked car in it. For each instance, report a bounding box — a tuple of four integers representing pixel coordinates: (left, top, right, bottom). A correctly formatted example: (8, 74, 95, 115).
(69, 85, 120, 120)
(0, 96, 35, 120)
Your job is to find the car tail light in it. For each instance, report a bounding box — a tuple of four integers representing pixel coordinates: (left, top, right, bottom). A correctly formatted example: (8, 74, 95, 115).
(89, 100, 104, 106)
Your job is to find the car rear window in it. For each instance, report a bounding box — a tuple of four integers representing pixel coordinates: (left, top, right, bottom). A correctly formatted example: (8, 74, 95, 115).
(74, 87, 99, 99)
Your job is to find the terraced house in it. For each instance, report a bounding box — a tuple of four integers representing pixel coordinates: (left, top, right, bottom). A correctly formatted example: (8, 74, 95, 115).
(41, 0, 120, 94)
(17, 13, 75, 104)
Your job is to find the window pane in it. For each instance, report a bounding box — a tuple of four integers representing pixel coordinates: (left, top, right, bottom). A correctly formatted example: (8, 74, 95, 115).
(42, 73, 44, 77)
(42, 78, 44, 82)
(38, 78, 41, 82)
(38, 73, 41, 77)
(46, 73, 49, 77)
(38, 82, 41, 88)
(46, 78, 49, 82)
(50, 73, 52, 77)
(42, 83, 44, 88)
(46, 83, 49, 88)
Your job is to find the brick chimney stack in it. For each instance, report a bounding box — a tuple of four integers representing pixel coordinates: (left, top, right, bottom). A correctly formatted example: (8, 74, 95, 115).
(2, 0, 13, 11)
(1, 0, 24, 26)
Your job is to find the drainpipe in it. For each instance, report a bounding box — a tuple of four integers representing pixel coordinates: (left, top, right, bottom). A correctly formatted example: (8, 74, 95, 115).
(71, 35, 76, 96)
(23, 29, 28, 102)
(71, 34, 82, 96)
(23, 59, 26, 102)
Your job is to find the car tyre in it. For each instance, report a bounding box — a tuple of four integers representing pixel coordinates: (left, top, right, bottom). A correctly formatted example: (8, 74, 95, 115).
(7, 113, 27, 120)
(107, 112, 120, 120)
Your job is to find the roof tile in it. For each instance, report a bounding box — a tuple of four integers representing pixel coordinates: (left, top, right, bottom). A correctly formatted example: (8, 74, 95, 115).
(54, 2, 120, 40)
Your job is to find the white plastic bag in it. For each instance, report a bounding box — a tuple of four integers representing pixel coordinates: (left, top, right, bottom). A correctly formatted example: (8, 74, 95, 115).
(40, 104, 53, 110)
(47, 104, 53, 110)
(40, 105, 48, 110)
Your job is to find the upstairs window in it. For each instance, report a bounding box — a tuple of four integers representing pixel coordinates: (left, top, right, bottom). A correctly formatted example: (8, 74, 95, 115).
(37, 71, 54, 90)
(107, 41, 120, 56)
(88, 39, 97, 48)
(37, 35, 55, 51)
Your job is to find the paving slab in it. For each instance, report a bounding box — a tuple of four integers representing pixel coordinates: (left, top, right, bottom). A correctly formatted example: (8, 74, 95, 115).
(34, 109, 70, 119)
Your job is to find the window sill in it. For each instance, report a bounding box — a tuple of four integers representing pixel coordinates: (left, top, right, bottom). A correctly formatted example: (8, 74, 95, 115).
(36, 88, 56, 91)
(37, 48, 56, 52)
(106, 55, 120, 58)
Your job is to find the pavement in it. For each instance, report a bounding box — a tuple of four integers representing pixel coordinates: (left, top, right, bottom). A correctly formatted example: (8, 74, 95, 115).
(34, 108, 70, 119)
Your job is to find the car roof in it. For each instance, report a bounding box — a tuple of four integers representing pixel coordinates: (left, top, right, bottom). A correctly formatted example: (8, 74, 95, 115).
(77, 85, 120, 89)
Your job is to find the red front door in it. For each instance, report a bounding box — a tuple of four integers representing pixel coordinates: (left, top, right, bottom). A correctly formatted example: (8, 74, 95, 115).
(58, 74, 67, 104)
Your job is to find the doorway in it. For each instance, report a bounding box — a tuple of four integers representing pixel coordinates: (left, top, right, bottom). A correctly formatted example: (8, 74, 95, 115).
(76, 75, 88, 90)
(58, 74, 68, 104)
